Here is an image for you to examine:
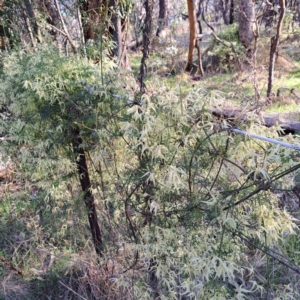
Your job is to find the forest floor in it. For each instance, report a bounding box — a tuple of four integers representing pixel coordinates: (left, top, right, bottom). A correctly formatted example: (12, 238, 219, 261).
(1, 22, 300, 299)
(129, 23, 300, 120)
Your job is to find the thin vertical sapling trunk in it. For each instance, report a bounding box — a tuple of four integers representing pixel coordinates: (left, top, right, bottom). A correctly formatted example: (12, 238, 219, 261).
(252, 16, 261, 102)
(138, 0, 154, 93)
(72, 127, 103, 256)
(267, 0, 286, 99)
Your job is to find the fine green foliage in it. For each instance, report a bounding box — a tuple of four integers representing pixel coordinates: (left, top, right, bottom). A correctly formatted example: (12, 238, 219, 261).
(205, 24, 245, 73)
(1, 49, 300, 299)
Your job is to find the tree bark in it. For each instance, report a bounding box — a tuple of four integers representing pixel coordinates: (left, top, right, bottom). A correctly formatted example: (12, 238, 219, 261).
(267, 0, 286, 99)
(72, 128, 103, 256)
(23, 0, 42, 43)
(212, 107, 300, 133)
(42, 0, 60, 38)
(149, 258, 160, 299)
(156, 0, 168, 37)
(186, 0, 201, 74)
(80, 0, 128, 67)
(219, 0, 229, 25)
(80, 0, 103, 41)
(238, 0, 255, 49)
(138, 0, 154, 93)
(229, 0, 234, 24)
(109, 0, 129, 68)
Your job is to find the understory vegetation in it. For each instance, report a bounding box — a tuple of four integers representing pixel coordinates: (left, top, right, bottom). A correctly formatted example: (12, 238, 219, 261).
(1, 1, 300, 300)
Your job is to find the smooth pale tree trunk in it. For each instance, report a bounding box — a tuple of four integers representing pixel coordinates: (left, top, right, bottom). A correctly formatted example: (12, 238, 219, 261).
(238, 0, 255, 49)
(267, 0, 286, 98)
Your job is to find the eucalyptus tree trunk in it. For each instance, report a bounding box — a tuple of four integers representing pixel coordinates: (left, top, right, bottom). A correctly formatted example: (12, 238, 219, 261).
(156, 0, 168, 37)
(186, 0, 197, 72)
(186, 0, 204, 76)
(238, 0, 255, 49)
(267, 0, 286, 99)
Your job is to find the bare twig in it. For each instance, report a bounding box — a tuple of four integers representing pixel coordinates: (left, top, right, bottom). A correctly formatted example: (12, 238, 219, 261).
(59, 281, 88, 300)
(44, 23, 69, 37)
(203, 128, 247, 174)
(231, 229, 300, 275)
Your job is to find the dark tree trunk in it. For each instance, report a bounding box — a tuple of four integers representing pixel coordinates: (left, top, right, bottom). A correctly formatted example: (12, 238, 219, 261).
(42, 0, 60, 38)
(156, 0, 168, 37)
(80, 0, 128, 67)
(219, 0, 229, 25)
(229, 0, 234, 24)
(267, 0, 286, 99)
(109, 0, 129, 68)
(72, 128, 103, 256)
(196, 0, 204, 35)
(110, 0, 122, 59)
(149, 258, 160, 299)
(23, 0, 42, 43)
(138, 0, 154, 93)
(80, 0, 103, 41)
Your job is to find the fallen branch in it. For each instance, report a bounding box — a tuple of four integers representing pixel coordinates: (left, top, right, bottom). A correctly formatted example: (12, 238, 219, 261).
(213, 107, 300, 132)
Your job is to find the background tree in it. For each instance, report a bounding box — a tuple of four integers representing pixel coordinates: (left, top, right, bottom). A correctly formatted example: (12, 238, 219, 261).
(41, 0, 61, 40)
(267, 0, 286, 98)
(23, 0, 42, 46)
(186, 0, 204, 76)
(219, 0, 229, 25)
(156, 0, 168, 37)
(79, 0, 129, 66)
(238, 0, 255, 51)
(0, 0, 18, 50)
